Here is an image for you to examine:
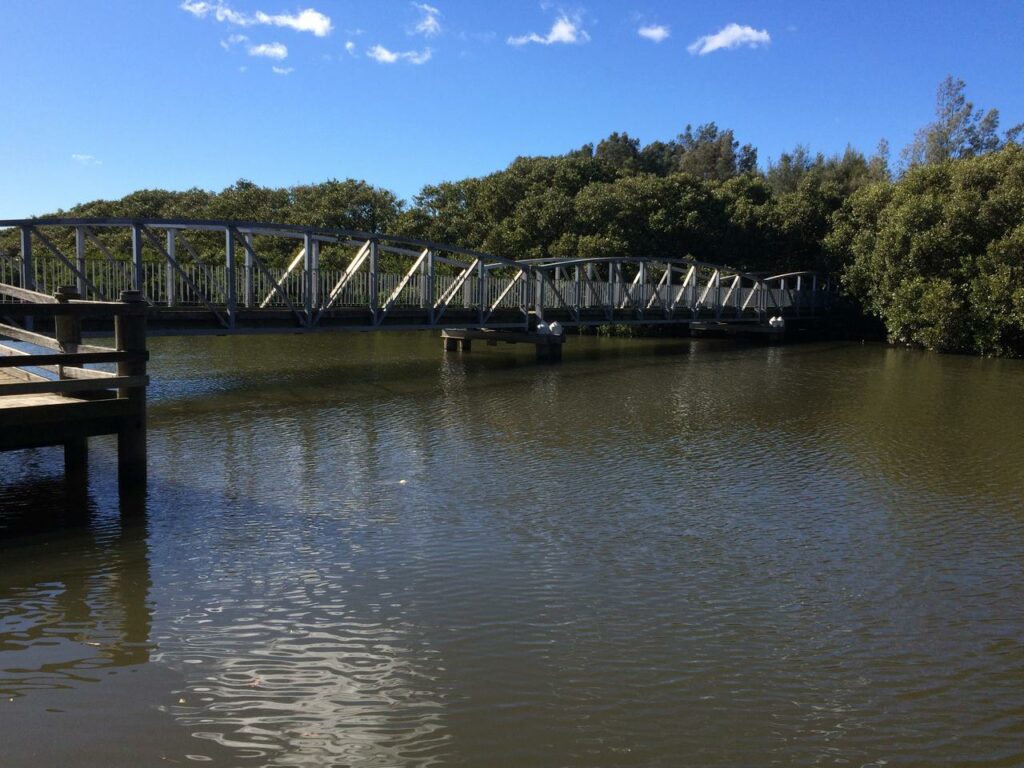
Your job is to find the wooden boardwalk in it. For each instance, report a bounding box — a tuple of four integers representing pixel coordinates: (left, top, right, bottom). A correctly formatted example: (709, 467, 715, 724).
(0, 285, 149, 484)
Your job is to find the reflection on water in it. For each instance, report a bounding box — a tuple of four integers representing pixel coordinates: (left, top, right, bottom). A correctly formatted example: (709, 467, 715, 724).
(2, 333, 1024, 766)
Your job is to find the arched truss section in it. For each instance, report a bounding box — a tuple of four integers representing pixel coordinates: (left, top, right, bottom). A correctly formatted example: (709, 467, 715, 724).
(0, 218, 832, 331)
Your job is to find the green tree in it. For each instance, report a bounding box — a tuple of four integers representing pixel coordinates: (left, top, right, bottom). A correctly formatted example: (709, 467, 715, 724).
(901, 76, 1005, 168)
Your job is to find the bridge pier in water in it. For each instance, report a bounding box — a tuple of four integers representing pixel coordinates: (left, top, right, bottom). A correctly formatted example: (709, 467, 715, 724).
(441, 328, 565, 363)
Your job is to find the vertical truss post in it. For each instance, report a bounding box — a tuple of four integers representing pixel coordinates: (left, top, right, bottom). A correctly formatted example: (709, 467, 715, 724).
(225, 227, 237, 328)
(535, 268, 545, 321)
(714, 270, 722, 319)
(74, 226, 87, 297)
(310, 238, 320, 312)
(665, 264, 673, 317)
(574, 265, 582, 316)
(610, 262, 617, 311)
(477, 260, 485, 324)
(811, 274, 818, 316)
(426, 249, 435, 325)
(166, 229, 177, 307)
(585, 263, 595, 308)
(795, 275, 803, 317)
(303, 233, 314, 322)
(19, 226, 34, 290)
(638, 261, 647, 317)
(131, 224, 144, 294)
(243, 232, 255, 308)
(369, 238, 379, 324)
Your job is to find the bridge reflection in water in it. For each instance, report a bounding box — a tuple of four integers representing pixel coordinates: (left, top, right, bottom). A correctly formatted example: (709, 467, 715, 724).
(1, 218, 831, 333)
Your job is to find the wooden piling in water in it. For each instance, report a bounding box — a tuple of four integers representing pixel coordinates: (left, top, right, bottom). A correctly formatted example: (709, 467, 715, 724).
(115, 290, 148, 486)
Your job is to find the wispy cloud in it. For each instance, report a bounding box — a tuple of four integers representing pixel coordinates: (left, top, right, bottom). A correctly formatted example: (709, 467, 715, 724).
(508, 13, 589, 46)
(271, 65, 294, 75)
(71, 153, 102, 166)
(687, 23, 770, 55)
(345, 40, 356, 55)
(180, 2, 332, 37)
(367, 44, 432, 64)
(411, 3, 441, 37)
(248, 41, 288, 59)
(220, 32, 249, 49)
(638, 24, 669, 43)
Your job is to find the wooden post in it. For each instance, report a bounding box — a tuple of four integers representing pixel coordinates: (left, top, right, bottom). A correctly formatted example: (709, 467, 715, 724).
(55, 286, 88, 477)
(116, 290, 147, 486)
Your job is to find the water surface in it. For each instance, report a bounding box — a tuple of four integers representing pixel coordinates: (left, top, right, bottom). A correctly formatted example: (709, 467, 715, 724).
(2, 333, 1023, 767)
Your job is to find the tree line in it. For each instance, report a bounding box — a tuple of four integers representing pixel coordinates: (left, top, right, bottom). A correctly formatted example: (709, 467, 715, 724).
(3, 77, 1022, 356)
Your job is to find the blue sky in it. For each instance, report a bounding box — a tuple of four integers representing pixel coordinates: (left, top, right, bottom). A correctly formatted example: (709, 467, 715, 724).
(2, 1, 1022, 218)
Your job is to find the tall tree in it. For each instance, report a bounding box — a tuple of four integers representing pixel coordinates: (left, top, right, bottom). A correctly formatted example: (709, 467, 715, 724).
(901, 76, 1004, 168)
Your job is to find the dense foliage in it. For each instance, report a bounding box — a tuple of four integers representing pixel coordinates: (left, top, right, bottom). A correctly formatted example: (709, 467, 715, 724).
(828, 146, 1024, 356)
(3, 78, 1022, 356)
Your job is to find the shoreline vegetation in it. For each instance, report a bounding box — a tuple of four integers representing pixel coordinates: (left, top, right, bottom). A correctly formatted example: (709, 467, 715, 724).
(3, 77, 1022, 358)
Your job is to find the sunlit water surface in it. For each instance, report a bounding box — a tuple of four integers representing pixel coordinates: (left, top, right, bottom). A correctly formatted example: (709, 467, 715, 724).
(2, 333, 1023, 767)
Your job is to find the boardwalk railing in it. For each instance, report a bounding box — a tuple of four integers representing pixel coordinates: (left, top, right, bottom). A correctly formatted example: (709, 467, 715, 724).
(0, 219, 833, 330)
(0, 283, 149, 481)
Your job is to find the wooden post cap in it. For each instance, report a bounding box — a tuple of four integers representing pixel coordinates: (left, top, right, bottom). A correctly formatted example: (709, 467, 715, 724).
(54, 286, 80, 302)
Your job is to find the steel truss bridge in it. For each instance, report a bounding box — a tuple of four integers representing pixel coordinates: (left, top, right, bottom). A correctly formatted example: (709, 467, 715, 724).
(0, 218, 832, 333)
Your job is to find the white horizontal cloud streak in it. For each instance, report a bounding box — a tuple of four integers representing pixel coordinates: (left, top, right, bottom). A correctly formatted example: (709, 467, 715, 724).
(367, 44, 432, 64)
(180, 1, 332, 37)
(71, 154, 101, 166)
(638, 24, 669, 43)
(412, 3, 441, 37)
(271, 65, 294, 75)
(248, 42, 287, 59)
(508, 14, 589, 46)
(687, 23, 770, 55)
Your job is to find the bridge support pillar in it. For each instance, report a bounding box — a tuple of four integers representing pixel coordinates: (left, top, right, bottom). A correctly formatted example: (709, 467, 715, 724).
(443, 336, 471, 352)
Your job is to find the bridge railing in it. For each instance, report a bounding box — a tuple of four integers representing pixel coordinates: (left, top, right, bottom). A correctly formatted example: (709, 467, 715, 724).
(0, 219, 832, 329)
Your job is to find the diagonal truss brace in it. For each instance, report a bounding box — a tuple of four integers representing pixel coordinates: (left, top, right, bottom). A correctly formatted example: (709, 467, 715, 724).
(378, 248, 429, 324)
(481, 268, 527, 325)
(31, 227, 108, 301)
(434, 258, 479, 324)
(539, 269, 579, 321)
(260, 246, 306, 308)
(231, 227, 305, 325)
(313, 240, 371, 324)
(138, 225, 228, 327)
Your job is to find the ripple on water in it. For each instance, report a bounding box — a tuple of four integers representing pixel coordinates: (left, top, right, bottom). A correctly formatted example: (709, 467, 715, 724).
(3, 337, 1024, 766)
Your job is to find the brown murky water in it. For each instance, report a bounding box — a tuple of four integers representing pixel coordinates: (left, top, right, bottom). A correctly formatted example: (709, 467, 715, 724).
(2, 333, 1023, 767)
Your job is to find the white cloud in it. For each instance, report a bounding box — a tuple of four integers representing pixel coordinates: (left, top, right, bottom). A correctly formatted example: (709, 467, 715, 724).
(180, 2, 332, 37)
(255, 8, 332, 37)
(508, 14, 589, 46)
(638, 24, 669, 43)
(411, 3, 441, 37)
(367, 44, 432, 64)
(71, 153, 101, 166)
(220, 32, 249, 49)
(272, 65, 294, 74)
(687, 23, 770, 55)
(248, 42, 288, 59)
(345, 40, 356, 55)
